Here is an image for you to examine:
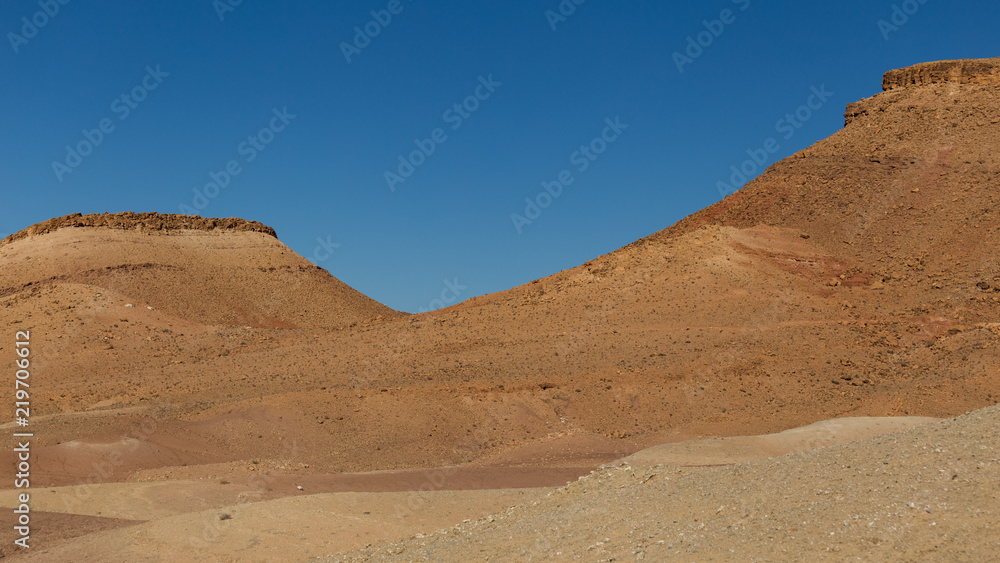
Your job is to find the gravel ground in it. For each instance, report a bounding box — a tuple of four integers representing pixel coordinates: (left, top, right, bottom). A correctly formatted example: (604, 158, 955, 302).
(341, 404, 1000, 562)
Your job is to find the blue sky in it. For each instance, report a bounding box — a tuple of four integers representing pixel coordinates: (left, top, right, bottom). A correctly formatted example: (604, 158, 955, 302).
(2, 0, 997, 313)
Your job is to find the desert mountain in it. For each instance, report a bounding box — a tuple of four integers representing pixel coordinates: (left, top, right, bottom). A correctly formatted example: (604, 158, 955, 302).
(2, 59, 999, 560)
(653, 58, 1000, 302)
(0, 212, 401, 329)
(4, 61, 1000, 482)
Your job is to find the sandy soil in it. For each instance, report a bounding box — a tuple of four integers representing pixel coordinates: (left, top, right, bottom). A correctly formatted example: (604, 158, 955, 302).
(343, 405, 1000, 561)
(0, 413, 943, 561)
(3, 488, 550, 561)
(611, 416, 939, 467)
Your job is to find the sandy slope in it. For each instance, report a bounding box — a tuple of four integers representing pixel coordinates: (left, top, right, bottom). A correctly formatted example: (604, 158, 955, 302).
(4, 488, 550, 561)
(612, 415, 938, 467)
(342, 404, 1000, 562)
(0, 413, 940, 561)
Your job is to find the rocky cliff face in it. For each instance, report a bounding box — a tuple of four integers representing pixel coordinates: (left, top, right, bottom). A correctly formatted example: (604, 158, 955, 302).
(1, 212, 277, 245)
(882, 58, 1000, 90)
(843, 58, 1000, 127)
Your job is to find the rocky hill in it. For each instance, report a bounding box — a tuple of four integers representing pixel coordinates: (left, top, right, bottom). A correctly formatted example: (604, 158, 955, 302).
(1, 212, 277, 245)
(0, 213, 399, 329)
(882, 57, 1000, 89)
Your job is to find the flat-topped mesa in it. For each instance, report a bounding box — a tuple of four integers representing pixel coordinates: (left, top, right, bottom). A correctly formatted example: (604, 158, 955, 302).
(844, 57, 1000, 127)
(882, 58, 1000, 90)
(1, 212, 277, 246)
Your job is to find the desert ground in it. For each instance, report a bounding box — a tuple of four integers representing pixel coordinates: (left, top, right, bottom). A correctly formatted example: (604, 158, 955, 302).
(2, 58, 999, 560)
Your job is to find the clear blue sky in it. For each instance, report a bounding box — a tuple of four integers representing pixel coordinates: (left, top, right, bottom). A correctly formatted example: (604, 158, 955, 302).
(2, 1, 997, 313)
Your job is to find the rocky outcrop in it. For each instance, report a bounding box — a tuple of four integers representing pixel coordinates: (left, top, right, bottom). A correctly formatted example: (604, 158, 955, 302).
(2, 212, 277, 245)
(882, 58, 1000, 90)
(844, 58, 1000, 126)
